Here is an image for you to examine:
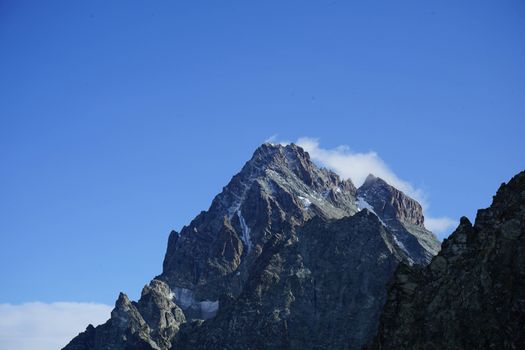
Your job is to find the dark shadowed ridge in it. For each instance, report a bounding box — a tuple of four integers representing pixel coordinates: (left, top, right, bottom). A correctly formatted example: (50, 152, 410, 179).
(371, 170, 525, 349)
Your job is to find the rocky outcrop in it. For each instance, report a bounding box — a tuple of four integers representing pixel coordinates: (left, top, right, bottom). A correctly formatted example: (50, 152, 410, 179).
(357, 174, 440, 264)
(64, 280, 185, 350)
(371, 170, 525, 349)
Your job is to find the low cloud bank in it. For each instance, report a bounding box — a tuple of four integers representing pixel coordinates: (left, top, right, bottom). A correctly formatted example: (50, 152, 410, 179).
(425, 217, 458, 235)
(0, 302, 112, 350)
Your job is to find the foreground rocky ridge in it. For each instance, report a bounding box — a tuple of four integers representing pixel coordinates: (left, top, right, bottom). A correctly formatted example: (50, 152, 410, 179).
(371, 170, 525, 349)
(64, 143, 440, 350)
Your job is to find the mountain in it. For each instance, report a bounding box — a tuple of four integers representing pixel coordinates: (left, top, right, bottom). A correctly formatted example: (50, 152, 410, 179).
(371, 170, 525, 349)
(63, 143, 440, 350)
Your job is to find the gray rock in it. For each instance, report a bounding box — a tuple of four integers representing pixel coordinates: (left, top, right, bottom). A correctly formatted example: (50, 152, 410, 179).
(357, 174, 440, 264)
(173, 210, 415, 349)
(63, 280, 185, 350)
(370, 170, 525, 349)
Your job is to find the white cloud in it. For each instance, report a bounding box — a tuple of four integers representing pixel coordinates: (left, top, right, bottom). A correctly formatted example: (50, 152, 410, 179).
(425, 217, 457, 236)
(273, 137, 457, 238)
(265, 134, 290, 146)
(296, 137, 425, 202)
(0, 302, 112, 350)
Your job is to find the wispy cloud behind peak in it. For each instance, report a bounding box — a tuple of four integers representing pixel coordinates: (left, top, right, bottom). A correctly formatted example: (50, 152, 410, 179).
(267, 136, 457, 237)
(297, 137, 425, 202)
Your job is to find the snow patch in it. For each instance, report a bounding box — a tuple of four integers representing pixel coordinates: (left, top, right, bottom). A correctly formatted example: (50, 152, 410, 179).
(356, 197, 413, 261)
(356, 196, 386, 226)
(356, 196, 374, 212)
(227, 183, 249, 219)
(298, 196, 312, 208)
(225, 170, 260, 219)
(171, 287, 219, 319)
(172, 288, 195, 309)
(391, 233, 410, 255)
(199, 300, 219, 318)
(238, 210, 253, 253)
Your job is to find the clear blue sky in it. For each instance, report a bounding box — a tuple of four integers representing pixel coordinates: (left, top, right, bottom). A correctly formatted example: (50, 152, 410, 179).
(1, 0, 524, 305)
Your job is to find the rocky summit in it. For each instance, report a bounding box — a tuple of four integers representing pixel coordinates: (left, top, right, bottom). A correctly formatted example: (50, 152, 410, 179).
(64, 143, 442, 350)
(371, 170, 525, 349)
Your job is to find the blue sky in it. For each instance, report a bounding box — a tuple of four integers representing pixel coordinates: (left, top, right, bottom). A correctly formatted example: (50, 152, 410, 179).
(0, 1, 524, 347)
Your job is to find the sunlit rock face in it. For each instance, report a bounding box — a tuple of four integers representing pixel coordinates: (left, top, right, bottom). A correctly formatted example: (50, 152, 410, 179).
(357, 174, 440, 265)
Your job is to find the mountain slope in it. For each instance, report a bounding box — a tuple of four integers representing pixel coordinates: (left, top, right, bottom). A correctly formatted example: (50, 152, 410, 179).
(175, 211, 412, 350)
(158, 143, 360, 319)
(371, 170, 525, 349)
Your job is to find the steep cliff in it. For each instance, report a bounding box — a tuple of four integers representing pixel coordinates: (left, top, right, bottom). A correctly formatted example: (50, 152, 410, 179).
(372, 170, 525, 349)
(175, 211, 412, 349)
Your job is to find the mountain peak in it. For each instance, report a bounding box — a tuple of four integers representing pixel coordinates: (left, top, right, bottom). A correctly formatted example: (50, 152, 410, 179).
(210, 142, 357, 221)
(159, 142, 360, 313)
(364, 173, 378, 183)
(255, 142, 307, 158)
(358, 174, 424, 227)
(362, 174, 397, 192)
(357, 174, 440, 264)
(246, 143, 314, 180)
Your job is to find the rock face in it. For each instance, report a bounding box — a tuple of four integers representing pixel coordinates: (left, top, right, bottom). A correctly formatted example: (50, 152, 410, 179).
(64, 143, 440, 350)
(371, 170, 525, 349)
(357, 174, 439, 264)
(175, 211, 413, 350)
(159, 143, 360, 316)
(64, 280, 186, 350)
